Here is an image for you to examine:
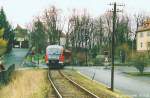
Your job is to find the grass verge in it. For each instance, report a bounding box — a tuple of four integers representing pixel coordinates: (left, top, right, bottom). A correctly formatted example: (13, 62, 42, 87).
(0, 69, 51, 98)
(63, 69, 131, 98)
(125, 72, 150, 76)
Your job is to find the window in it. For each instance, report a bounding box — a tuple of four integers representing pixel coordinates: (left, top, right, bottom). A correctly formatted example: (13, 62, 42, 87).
(141, 42, 143, 48)
(148, 42, 150, 48)
(147, 32, 150, 36)
(140, 32, 143, 37)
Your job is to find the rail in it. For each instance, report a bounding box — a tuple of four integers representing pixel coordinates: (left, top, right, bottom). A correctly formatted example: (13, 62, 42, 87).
(48, 69, 100, 98)
(48, 69, 63, 98)
(60, 71, 100, 98)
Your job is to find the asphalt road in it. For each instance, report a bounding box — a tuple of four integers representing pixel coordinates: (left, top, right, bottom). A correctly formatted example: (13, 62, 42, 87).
(4, 48, 28, 69)
(70, 66, 150, 98)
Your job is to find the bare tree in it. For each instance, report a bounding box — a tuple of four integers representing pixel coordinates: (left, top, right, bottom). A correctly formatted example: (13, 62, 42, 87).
(42, 6, 61, 44)
(93, 17, 104, 52)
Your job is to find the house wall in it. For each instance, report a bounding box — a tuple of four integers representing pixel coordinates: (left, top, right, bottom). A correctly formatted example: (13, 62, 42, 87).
(60, 37, 66, 46)
(137, 30, 150, 52)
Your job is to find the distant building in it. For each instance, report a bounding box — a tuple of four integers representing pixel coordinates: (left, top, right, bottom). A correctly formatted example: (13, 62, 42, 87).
(136, 20, 150, 52)
(60, 32, 66, 46)
(14, 25, 29, 48)
(46, 32, 66, 46)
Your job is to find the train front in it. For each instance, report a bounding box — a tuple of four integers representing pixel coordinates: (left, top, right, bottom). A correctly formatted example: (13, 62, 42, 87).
(45, 45, 64, 69)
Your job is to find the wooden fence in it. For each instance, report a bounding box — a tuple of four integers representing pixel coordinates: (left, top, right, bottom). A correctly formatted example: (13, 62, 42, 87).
(0, 64, 15, 84)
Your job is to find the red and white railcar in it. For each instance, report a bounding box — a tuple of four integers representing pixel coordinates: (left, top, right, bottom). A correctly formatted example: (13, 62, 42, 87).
(45, 45, 64, 68)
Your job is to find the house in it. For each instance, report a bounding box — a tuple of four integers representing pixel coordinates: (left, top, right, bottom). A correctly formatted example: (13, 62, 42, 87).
(14, 25, 29, 48)
(46, 31, 66, 46)
(60, 32, 66, 46)
(136, 20, 150, 52)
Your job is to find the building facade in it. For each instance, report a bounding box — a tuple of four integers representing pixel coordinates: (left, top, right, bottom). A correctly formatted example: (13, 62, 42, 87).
(60, 32, 66, 46)
(137, 20, 150, 52)
(14, 25, 29, 48)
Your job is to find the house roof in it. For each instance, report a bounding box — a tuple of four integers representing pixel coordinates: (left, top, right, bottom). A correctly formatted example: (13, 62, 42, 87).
(137, 20, 150, 32)
(60, 32, 66, 37)
(14, 24, 28, 38)
(137, 27, 150, 32)
(15, 24, 22, 30)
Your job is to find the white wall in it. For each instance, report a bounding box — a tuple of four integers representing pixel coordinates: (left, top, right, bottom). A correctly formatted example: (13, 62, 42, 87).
(60, 37, 66, 46)
(137, 30, 150, 51)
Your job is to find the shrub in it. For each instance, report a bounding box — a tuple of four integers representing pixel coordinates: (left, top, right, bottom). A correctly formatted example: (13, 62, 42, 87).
(115, 43, 130, 63)
(131, 54, 147, 74)
(74, 52, 86, 66)
(92, 55, 105, 66)
(0, 39, 7, 55)
(0, 29, 7, 55)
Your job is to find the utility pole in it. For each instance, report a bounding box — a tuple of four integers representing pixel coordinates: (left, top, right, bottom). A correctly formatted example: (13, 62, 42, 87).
(109, 2, 124, 91)
(84, 24, 89, 66)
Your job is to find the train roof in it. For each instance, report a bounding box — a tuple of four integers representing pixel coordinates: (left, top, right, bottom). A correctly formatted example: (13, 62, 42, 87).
(46, 45, 63, 50)
(64, 49, 71, 53)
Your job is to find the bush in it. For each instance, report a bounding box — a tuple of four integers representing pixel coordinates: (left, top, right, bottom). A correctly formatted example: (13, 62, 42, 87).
(93, 58, 103, 66)
(131, 54, 147, 74)
(92, 55, 105, 66)
(115, 43, 130, 63)
(71, 52, 86, 66)
(0, 39, 7, 55)
(0, 29, 8, 55)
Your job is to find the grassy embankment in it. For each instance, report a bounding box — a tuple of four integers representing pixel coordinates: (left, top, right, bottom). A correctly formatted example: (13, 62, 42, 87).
(125, 72, 150, 76)
(0, 69, 54, 98)
(63, 69, 131, 98)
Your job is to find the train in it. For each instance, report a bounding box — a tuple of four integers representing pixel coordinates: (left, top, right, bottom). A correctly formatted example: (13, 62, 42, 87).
(45, 45, 71, 69)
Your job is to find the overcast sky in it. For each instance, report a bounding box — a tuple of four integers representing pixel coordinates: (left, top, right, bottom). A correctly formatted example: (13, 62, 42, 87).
(0, 0, 150, 28)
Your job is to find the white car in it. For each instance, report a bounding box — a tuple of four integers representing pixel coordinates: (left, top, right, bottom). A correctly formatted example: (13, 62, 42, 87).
(14, 45, 20, 48)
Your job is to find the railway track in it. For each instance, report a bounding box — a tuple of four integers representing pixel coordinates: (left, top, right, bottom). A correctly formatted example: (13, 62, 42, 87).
(48, 69, 100, 98)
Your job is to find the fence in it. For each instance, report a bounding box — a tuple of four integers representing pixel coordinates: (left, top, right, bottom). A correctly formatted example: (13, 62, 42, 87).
(0, 64, 15, 84)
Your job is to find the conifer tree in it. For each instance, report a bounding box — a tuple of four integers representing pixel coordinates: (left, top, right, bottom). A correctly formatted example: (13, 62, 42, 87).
(0, 7, 14, 53)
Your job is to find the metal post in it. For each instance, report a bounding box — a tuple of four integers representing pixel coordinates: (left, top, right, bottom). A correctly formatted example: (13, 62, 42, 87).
(132, 39, 133, 58)
(38, 53, 39, 65)
(59, 30, 61, 45)
(86, 40, 88, 66)
(111, 2, 116, 91)
(85, 28, 88, 66)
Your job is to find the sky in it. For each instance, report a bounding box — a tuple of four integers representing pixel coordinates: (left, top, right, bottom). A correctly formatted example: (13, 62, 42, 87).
(0, 0, 150, 28)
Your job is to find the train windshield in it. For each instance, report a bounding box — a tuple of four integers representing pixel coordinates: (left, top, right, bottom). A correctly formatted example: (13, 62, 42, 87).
(47, 48, 61, 55)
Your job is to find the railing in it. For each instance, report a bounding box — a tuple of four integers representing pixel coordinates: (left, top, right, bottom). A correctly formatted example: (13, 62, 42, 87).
(0, 64, 15, 84)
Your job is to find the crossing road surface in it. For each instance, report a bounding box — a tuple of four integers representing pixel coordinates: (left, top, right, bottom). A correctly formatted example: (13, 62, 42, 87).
(69, 66, 150, 98)
(4, 48, 28, 69)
